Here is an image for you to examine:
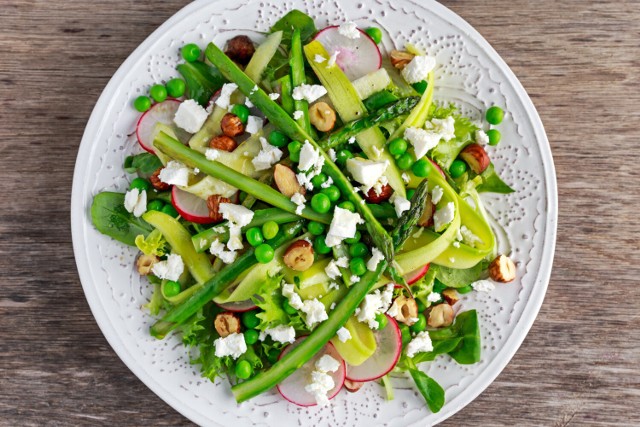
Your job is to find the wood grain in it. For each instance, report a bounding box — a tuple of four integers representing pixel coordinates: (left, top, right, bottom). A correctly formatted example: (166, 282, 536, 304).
(1, 0, 639, 425)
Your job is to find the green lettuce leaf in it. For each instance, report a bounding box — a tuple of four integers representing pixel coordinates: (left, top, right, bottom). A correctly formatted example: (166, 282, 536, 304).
(270, 10, 316, 44)
(177, 61, 226, 106)
(134, 229, 166, 256)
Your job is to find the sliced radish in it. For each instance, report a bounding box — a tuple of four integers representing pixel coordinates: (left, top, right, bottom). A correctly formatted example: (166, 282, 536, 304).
(136, 99, 185, 153)
(345, 315, 401, 382)
(313, 26, 381, 81)
(171, 186, 215, 224)
(215, 299, 257, 312)
(277, 338, 346, 407)
(404, 263, 430, 285)
(429, 159, 446, 178)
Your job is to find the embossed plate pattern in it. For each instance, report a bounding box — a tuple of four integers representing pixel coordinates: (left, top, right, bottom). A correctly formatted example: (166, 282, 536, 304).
(71, 0, 557, 425)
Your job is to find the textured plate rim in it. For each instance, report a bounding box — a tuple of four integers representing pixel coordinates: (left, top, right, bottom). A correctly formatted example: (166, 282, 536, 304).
(70, 0, 557, 425)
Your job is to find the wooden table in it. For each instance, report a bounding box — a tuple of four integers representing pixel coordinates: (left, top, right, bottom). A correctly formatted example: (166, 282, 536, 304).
(1, 0, 639, 425)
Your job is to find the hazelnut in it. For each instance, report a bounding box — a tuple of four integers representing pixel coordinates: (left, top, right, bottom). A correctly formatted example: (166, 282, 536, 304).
(273, 164, 305, 197)
(427, 303, 454, 328)
(344, 379, 364, 393)
(221, 113, 244, 137)
(417, 192, 435, 227)
(489, 254, 516, 283)
(309, 102, 336, 132)
(442, 289, 459, 306)
(136, 254, 159, 275)
(283, 240, 315, 271)
(459, 143, 490, 174)
(390, 50, 415, 70)
(214, 312, 241, 337)
(364, 184, 393, 204)
(150, 167, 170, 191)
(391, 295, 419, 326)
(225, 35, 255, 65)
(210, 134, 238, 152)
(206, 194, 231, 222)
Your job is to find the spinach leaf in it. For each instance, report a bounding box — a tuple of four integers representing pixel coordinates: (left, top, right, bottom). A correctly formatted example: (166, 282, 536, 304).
(409, 369, 445, 413)
(177, 61, 226, 106)
(271, 10, 317, 44)
(435, 263, 485, 288)
(124, 153, 162, 176)
(412, 337, 464, 363)
(477, 163, 515, 194)
(91, 191, 153, 246)
(447, 309, 481, 364)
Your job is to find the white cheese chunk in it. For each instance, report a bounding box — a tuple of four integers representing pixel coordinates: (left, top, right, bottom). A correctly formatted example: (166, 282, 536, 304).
(293, 110, 304, 120)
(316, 355, 340, 373)
(356, 284, 394, 328)
(304, 370, 334, 406)
(158, 160, 190, 186)
(244, 97, 254, 108)
(245, 115, 263, 134)
(252, 137, 283, 171)
(123, 188, 147, 218)
(427, 292, 441, 303)
(338, 21, 360, 39)
(429, 116, 456, 142)
(205, 148, 221, 161)
(431, 185, 444, 204)
(214, 332, 247, 359)
(291, 192, 306, 215)
(325, 207, 364, 247)
(433, 201, 455, 231)
(460, 225, 483, 248)
(471, 279, 495, 293)
(292, 84, 327, 103)
(173, 99, 208, 133)
(404, 127, 441, 158)
(328, 50, 340, 67)
(268, 92, 280, 100)
(301, 298, 328, 328)
(401, 55, 436, 84)
(390, 193, 411, 217)
(314, 54, 326, 63)
(337, 327, 351, 343)
(215, 83, 238, 109)
(282, 283, 304, 310)
(346, 158, 389, 189)
(259, 325, 296, 344)
(219, 203, 254, 227)
(151, 253, 184, 281)
(209, 239, 237, 264)
(475, 129, 489, 145)
(406, 331, 433, 358)
(366, 247, 385, 272)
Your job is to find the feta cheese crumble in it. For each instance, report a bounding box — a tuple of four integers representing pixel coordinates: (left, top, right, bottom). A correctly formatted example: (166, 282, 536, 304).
(244, 97, 254, 108)
(404, 127, 441, 158)
(346, 158, 389, 191)
(301, 298, 328, 328)
(205, 148, 221, 161)
(433, 201, 455, 231)
(475, 129, 489, 145)
(338, 21, 360, 39)
(327, 148, 337, 162)
(337, 327, 352, 342)
(390, 193, 411, 217)
(471, 279, 495, 293)
(151, 253, 184, 281)
(259, 325, 296, 344)
(292, 84, 327, 103)
(401, 55, 436, 84)
(325, 207, 364, 247)
(305, 370, 334, 406)
(252, 137, 283, 171)
(366, 247, 385, 272)
(327, 50, 340, 67)
(299, 141, 321, 172)
(321, 176, 334, 188)
(173, 99, 208, 133)
(431, 185, 444, 205)
(291, 192, 306, 215)
(219, 203, 254, 227)
(215, 83, 238, 109)
(245, 115, 263, 134)
(325, 256, 349, 279)
(316, 354, 340, 373)
(123, 188, 147, 217)
(406, 331, 434, 358)
(158, 160, 190, 186)
(428, 116, 456, 142)
(268, 92, 280, 101)
(314, 54, 326, 63)
(357, 284, 394, 328)
(460, 225, 483, 247)
(282, 283, 304, 310)
(402, 172, 410, 184)
(209, 239, 237, 264)
(427, 292, 441, 303)
(214, 332, 247, 359)
(293, 110, 304, 120)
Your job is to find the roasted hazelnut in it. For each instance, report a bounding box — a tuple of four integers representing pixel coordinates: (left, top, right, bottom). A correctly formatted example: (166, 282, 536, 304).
(427, 303, 454, 328)
(442, 289, 459, 305)
(225, 35, 255, 65)
(344, 379, 364, 392)
(390, 295, 419, 326)
(209, 135, 238, 152)
(460, 143, 490, 174)
(390, 50, 415, 69)
(150, 167, 170, 191)
(309, 102, 336, 132)
(283, 240, 315, 271)
(207, 194, 231, 222)
(214, 312, 241, 337)
(221, 113, 244, 137)
(489, 254, 516, 283)
(364, 184, 393, 204)
(136, 254, 159, 275)
(274, 164, 305, 197)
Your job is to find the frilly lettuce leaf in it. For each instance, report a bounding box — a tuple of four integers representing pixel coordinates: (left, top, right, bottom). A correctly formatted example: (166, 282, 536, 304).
(135, 229, 166, 256)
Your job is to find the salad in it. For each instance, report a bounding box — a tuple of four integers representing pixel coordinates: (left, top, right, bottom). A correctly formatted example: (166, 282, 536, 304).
(91, 10, 517, 412)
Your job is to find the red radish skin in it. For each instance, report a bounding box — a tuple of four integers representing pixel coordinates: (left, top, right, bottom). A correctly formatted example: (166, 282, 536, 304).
(277, 338, 346, 407)
(171, 186, 216, 224)
(215, 299, 257, 313)
(429, 159, 446, 177)
(136, 99, 183, 153)
(394, 263, 430, 288)
(345, 315, 402, 382)
(313, 26, 382, 80)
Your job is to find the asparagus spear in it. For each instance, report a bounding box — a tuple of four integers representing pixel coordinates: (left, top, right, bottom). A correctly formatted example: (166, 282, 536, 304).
(289, 29, 312, 134)
(204, 42, 395, 260)
(150, 221, 305, 338)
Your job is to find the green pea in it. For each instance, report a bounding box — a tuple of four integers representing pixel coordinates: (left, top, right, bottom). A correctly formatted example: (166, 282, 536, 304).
(320, 185, 341, 202)
(349, 257, 367, 276)
(344, 230, 361, 245)
(457, 284, 473, 294)
(162, 280, 181, 297)
(181, 43, 201, 62)
(375, 313, 388, 330)
(267, 348, 280, 364)
(235, 360, 253, 379)
(417, 299, 426, 313)
(349, 242, 368, 258)
(149, 84, 167, 103)
(365, 27, 383, 44)
(244, 329, 259, 345)
(412, 158, 430, 177)
(486, 106, 504, 125)
(410, 314, 427, 333)
(313, 235, 332, 255)
(133, 95, 151, 112)
(283, 299, 298, 315)
(388, 138, 408, 156)
(449, 159, 467, 178)
(406, 189, 416, 200)
(487, 129, 501, 146)
(262, 221, 279, 240)
(338, 201, 355, 212)
(255, 243, 275, 263)
(165, 78, 186, 98)
(336, 149, 354, 166)
(396, 152, 415, 170)
(307, 221, 325, 236)
(245, 227, 264, 247)
(161, 204, 179, 218)
(400, 323, 411, 346)
(231, 104, 250, 124)
(412, 80, 428, 95)
(288, 141, 302, 162)
(147, 200, 164, 211)
(311, 173, 328, 188)
(241, 311, 260, 329)
(268, 130, 289, 147)
(130, 177, 150, 191)
(311, 193, 331, 214)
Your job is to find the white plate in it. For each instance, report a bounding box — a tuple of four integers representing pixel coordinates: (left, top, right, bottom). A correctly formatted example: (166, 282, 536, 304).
(71, 0, 557, 425)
